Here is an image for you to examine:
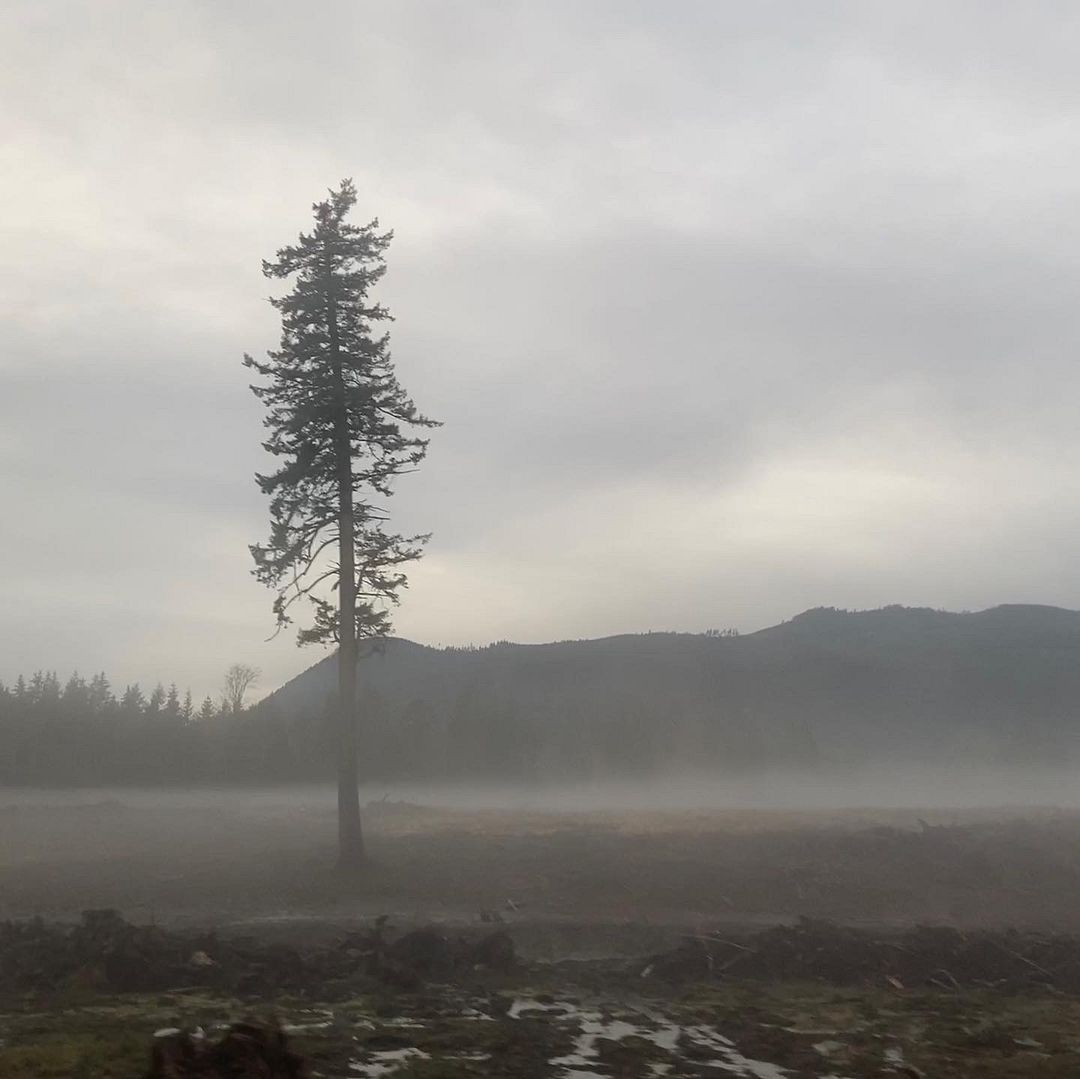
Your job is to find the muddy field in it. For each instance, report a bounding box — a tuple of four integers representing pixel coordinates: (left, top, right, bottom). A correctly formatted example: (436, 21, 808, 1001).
(4, 787, 1080, 931)
(11, 972, 1080, 1077)
(5, 911, 1080, 1076)
(7, 787, 1080, 1076)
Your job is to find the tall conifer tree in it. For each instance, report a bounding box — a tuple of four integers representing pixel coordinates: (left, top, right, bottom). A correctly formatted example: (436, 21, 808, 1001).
(246, 180, 436, 867)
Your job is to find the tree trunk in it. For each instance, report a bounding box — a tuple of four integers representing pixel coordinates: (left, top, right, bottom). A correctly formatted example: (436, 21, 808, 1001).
(336, 598, 363, 868)
(328, 263, 364, 870)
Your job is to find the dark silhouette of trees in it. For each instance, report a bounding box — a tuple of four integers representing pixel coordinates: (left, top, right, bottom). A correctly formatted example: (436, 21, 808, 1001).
(245, 179, 437, 868)
(7, 608, 1080, 789)
(0, 670, 201, 784)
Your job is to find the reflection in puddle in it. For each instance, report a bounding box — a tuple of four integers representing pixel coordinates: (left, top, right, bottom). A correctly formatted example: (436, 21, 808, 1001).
(514, 997, 790, 1079)
(310, 995, 800, 1079)
(350, 1046, 431, 1078)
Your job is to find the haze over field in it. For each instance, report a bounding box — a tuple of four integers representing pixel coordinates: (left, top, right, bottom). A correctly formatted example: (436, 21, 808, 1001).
(6, 2, 1080, 697)
(11, 8, 1080, 1076)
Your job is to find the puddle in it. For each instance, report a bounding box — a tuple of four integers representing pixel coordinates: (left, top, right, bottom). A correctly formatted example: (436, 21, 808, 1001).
(269, 996, 802, 1079)
(680, 1024, 788, 1079)
(350, 1047, 431, 1078)
(512, 997, 791, 1079)
(883, 1045, 907, 1070)
(281, 1018, 334, 1033)
(282, 1008, 336, 1034)
(509, 997, 574, 1019)
(459, 1006, 496, 1021)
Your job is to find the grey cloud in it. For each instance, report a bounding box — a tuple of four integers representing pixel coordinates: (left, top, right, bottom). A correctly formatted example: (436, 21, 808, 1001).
(4, 0, 1080, 694)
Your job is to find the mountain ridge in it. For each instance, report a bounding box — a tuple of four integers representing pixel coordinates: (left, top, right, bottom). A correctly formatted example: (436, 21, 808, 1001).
(256, 604, 1080, 779)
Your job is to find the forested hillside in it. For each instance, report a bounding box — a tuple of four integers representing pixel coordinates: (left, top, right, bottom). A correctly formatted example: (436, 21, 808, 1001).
(263, 603, 1080, 781)
(3, 604, 1080, 785)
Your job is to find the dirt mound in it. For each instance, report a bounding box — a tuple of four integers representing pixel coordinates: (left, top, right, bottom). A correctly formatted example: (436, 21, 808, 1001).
(644, 917, 1080, 992)
(148, 1023, 307, 1078)
(335, 917, 518, 990)
(0, 909, 196, 993)
(0, 909, 312, 995)
(0, 910, 518, 998)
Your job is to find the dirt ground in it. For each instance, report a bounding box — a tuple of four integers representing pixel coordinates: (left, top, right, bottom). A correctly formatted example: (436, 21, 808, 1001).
(3, 788, 1080, 933)
(5, 912, 1080, 1077)
(7, 789, 1080, 1076)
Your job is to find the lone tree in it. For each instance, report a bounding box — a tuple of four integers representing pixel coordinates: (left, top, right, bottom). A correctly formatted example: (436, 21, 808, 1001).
(246, 180, 436, 868)
(221, 663, 261, 714)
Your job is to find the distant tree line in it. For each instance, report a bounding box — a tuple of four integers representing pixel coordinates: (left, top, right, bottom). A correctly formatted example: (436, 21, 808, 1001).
(0, 670, 303, 786)
(4, 652, 1074, 788)
(8, 603, 1079, 787)
(0, 663, 820, 787)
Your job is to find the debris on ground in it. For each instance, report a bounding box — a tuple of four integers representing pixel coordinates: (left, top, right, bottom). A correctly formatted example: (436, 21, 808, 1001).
(0, 910, 518, 998)
(10, 908, 1080, 1006)
(148, 1022, 307, 1078)
(642, 916, 1080, 993)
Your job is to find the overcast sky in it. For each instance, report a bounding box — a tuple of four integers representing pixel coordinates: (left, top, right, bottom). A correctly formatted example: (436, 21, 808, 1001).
(4, 1, 1080, 698)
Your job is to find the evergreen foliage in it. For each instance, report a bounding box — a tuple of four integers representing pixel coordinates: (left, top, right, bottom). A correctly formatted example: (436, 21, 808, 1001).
(244, 180, 437, 865)
(244, 179, 435, 646)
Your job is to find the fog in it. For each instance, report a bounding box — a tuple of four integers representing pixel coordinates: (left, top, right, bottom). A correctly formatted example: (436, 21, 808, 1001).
(6, 4, 1080, 1069)
(5, 764, 1080, 815)
(7, 768, 1080, 945)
